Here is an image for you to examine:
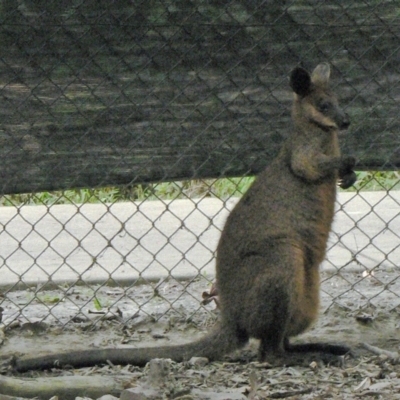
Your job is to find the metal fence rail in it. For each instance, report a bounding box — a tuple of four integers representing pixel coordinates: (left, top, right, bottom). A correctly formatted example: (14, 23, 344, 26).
(1, 1, 400, 328)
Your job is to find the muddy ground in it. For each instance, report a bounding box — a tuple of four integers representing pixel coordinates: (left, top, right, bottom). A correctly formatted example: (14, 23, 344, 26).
(1, 272, 400, 400)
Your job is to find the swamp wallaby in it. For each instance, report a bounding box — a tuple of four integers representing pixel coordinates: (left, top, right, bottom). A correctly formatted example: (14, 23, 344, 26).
(11, 63, 356, 371)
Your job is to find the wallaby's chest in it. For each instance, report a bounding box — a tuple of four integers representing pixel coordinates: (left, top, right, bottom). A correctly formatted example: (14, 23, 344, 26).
(220, 158, 337, 252)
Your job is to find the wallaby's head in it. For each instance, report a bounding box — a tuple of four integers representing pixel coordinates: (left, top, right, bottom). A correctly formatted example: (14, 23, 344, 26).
(290, 63, 350, 132)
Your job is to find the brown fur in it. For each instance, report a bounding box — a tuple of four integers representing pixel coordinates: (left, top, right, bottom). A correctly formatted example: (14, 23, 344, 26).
(12, 63, 356, 371)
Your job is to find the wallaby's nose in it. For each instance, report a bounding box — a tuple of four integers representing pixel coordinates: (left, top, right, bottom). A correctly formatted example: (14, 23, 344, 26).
(340, 113, 350, 130)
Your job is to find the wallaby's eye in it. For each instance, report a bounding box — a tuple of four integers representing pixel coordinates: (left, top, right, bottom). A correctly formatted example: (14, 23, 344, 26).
(318, 102, 331, 113)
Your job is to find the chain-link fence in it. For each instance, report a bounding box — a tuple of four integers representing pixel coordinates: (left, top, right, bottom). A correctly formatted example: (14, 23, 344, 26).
(1, 1, 400, 329)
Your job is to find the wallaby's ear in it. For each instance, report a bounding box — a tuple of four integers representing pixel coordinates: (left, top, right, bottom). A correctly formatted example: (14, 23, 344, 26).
(290, 67, 311, 97)
(311, 62, 330, 86)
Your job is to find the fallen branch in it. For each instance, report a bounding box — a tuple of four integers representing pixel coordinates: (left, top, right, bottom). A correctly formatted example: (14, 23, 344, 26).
(362, 343, 399, 361)
(0, 374, 123, 400)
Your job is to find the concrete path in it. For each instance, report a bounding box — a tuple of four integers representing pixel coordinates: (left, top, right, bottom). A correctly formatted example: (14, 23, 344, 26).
(0, 191, 399, 287)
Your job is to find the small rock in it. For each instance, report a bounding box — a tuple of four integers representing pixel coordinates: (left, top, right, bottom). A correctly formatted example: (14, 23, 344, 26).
(96, 396, 119, 400)
(188, 357, 209, 367)
(20, 321, 48, 335)
(146, 358, 171, 386)
(309, 361, 318, 370)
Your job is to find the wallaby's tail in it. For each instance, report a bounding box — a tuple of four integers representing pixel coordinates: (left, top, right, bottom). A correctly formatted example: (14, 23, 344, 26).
(12, 327, 240, 372)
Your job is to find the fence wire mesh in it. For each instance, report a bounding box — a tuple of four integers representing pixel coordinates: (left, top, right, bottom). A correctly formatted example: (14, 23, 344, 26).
(1, 1, 400, 329)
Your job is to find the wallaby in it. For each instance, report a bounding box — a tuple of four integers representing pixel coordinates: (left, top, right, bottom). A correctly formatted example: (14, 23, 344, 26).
(10, 63, 356, 371)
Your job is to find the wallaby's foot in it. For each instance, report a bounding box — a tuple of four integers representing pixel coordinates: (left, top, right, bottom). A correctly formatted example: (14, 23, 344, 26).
(285, 341, 352, 356)
(258, 340, 282, 362)
(260, 349, 349, 368)
(257, 339, 352, 368)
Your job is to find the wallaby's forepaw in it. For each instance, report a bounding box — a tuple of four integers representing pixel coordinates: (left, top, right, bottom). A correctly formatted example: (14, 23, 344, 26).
(338, 170, 357, 189)
(338, 156, 357, 189)
(340, 156, 357, 171)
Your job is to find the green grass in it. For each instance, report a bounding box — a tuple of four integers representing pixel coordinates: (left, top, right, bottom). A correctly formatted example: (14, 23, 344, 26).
(0, 177, 255, 206)
(0, 172, 397, 207)
(348, 171, 400, 192)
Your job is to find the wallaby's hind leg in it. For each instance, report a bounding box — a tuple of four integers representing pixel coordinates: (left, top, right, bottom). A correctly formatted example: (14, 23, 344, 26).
(257, 281, 291, 361)
(236, 250, 294, 361)
(258, 310, 288, 361)
(244, 242, 321, 361)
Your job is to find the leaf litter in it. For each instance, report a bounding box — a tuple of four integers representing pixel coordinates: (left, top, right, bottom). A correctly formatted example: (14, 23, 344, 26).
(1, 275, 400, 399)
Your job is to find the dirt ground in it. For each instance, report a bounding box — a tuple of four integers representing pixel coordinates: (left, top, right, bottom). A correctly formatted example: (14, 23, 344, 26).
(1, 272, 400, 400)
